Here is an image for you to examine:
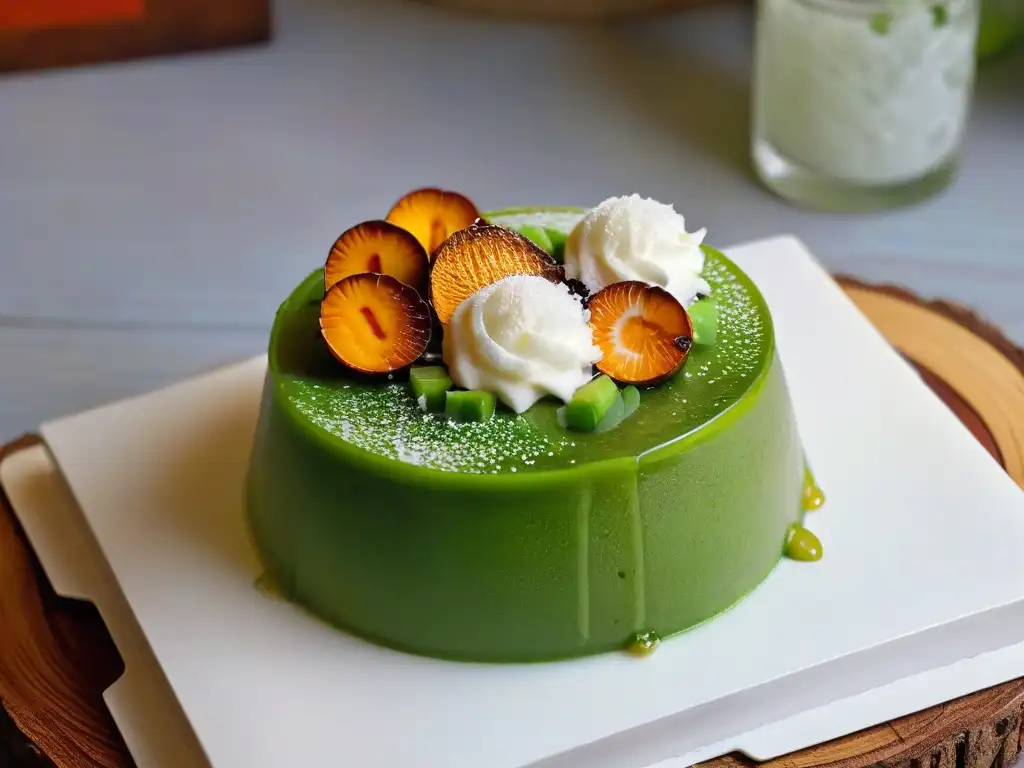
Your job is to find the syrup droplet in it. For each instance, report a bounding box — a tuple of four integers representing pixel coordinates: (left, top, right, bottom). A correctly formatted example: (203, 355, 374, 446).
(785, 524, 823, 562)
(626, 629, 661, 656)
(803, 484, 826, 511)
(254, 572, 287, 600)
(803, 464, 826, 511)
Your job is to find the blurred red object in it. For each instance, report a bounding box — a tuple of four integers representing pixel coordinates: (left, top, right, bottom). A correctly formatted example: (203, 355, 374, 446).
(0, 0, 144, 32)
(0, 0, 270, 74)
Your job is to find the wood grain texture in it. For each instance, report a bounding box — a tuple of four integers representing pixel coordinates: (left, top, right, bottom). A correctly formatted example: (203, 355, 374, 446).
(837, 277, 1024, 487)
(0, 0, 270, 74)
(2, 278, 1024, 767)
(698, 682, 1024, 768)
(0, 436, 135, 767)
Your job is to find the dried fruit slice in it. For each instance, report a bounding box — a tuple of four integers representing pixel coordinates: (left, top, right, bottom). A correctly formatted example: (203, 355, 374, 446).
(507, 226, 570, 264)
(386, 188, 480, 258)
(320, 273, 431, 374)
(325, 220, 429, 295)
(588, 281, 694, 386)
(430, 225, 564, 325)
(516, 224, 554, 254)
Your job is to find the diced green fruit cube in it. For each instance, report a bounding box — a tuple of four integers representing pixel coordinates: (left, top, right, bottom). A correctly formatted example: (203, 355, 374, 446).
(593, 386, 639, 435)
(410, 366, 452, 412)
(555, 404, 568, 428)
(445, 390, 496, 423)
(621, 386, 640, 419)
(410, 365, 451, 383)
(688, 298, 718, 346)
(594, 393, 626, 434)
(517, 224, 554, 254)
(565, 374, 619, 431)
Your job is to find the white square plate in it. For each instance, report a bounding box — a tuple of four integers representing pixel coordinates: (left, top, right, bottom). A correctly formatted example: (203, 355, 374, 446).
(8, 442, 1024, 768)
(19, 235, 1024, 768)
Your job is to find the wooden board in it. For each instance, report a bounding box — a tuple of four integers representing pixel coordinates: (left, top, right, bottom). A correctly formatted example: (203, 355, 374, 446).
(2, 276, 1024, 767)
(0, 0, 270, 75)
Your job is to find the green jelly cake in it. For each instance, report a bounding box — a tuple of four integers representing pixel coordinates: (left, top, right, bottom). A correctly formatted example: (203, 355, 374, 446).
(245, 189, 823, 662)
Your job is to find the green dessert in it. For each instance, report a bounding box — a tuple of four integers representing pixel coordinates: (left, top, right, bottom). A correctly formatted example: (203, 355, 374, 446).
(246, 188, 825, 662)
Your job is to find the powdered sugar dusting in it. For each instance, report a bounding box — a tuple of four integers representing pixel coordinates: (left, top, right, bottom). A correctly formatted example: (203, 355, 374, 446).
(698, 254, 765, 382)
(288, 381, 559, 474)
(278, 224, 771, 475)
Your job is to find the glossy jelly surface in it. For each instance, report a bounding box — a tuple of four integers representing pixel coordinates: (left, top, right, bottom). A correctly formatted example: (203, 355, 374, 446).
(246, 208, 805, 661)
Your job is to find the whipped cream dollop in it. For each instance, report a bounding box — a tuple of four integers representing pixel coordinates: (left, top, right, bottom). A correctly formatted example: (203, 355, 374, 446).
(443, 275, 601, 414)
(563, 194, 711, 306)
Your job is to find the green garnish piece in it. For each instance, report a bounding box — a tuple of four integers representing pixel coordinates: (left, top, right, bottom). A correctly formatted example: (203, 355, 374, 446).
(594, 392, 626, 434)
(410, 365, 452, 412)
(621, 385, 640, 419)
(931, 3, 948, 27)
(565, 375, 619, 431)
(517, 224, 554, 254)
(544, 227, 569, 264)
(444, 390, 496, 423)
(688, 298, 718, 346)
(870, 11, 893, 34)
(587, 385, 642, 434)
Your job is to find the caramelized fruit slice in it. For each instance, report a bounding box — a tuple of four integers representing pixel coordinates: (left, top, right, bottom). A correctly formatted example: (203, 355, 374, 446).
(386, 187, 480, 258)
(320, 273, 431, 374)
(430, 225, 564, 324)
(325, 220, 429, 294)
(517, 224, 554, 254)
(588, 281, 693, 386)
(499, 221, 570, 264)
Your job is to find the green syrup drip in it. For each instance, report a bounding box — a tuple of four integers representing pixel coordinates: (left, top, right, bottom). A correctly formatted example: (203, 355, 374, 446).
(627, 630, 661, 656)
(802, 464, 826, 511)
(785, 524, 823, 562)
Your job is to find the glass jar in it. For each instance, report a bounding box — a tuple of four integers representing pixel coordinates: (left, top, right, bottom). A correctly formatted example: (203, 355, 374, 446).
(752, 0, 980, 211)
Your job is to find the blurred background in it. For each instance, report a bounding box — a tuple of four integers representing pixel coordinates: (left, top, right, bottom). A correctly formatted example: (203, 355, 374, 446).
(0, 0, 1021, 438)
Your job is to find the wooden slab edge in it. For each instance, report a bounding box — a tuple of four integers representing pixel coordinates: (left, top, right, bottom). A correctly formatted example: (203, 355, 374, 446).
(0, 435, 134, 767)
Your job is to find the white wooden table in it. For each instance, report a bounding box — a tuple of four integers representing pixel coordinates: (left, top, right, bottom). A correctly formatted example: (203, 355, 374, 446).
(1, 0, 1022, 440)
